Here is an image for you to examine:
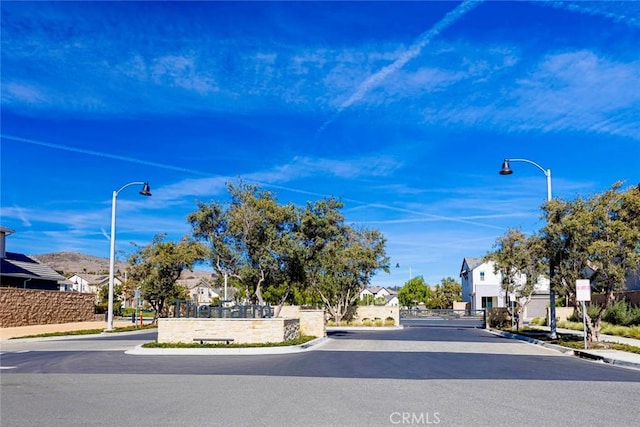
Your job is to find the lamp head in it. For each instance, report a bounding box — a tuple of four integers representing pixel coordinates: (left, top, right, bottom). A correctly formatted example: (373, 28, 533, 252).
(499, 159, 513, 175)
(139, 182, 152, 197)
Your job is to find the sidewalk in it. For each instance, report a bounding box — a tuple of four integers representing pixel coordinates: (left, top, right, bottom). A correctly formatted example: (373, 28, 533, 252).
(0, 320, 134, 341)
(494, 325, 640, 370)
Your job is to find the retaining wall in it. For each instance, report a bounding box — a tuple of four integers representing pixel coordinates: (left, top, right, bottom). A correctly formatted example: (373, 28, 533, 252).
(0, 287, 96, 327)
(350, 305, 400, 326)
(158, 317, 300, 344)
(277, 307, 326, 337)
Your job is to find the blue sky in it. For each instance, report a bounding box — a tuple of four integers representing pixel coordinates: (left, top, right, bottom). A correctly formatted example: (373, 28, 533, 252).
(1, 1, 639, 288)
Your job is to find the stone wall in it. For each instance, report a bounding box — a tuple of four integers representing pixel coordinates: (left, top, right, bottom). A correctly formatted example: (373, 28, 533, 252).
(278, 307, 326, 337)
(158, 317, 301, 344)
(453, 301, 469, 311)
(0, 287, 96, 327)
(350, 305, 400, 326)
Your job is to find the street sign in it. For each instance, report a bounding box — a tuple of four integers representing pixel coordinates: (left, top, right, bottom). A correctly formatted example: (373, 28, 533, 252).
(576, 279, 591, 301)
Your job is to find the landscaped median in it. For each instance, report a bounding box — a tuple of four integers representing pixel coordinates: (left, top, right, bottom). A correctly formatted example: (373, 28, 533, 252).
(490, 327, 640, 370)
(5, 324, 157, 340)
(126, 335, 327, 355)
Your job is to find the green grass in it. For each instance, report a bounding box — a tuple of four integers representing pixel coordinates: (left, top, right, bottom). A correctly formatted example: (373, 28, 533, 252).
(556, 320, 640, 340)
(503, 326, 549, 334)
(142, 334, 317, 349)
(502, 327, 640, 354)
(9, 324, 157, 339)
(529, 317, 546, 326)
(556, 336, 640, 354)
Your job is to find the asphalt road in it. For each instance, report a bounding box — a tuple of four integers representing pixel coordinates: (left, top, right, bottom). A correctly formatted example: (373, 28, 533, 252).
(2, 326, 639, 426)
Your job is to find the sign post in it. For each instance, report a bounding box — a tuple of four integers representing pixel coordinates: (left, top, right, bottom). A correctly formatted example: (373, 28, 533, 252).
(576, 279, 591, 349)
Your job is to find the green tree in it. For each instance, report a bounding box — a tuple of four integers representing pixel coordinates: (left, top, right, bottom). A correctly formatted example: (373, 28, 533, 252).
(127, 234, 205, 322)
(188, 182, 299, 311)
(96, 283, 123, 315)
(429, 277, 462, 309)
(297, 198, 389, 324)
(485, 228, 546, 319)
(398, 276, 431, 308)
(543, 182, 640, 342)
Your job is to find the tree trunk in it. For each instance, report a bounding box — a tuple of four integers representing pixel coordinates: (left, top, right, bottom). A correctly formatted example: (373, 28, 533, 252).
(274, 285, 291, 318)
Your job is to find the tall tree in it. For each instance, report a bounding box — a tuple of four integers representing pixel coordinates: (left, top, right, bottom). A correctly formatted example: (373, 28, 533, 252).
(127, 234, 205, 322)
(297, 198, 389, 324)
(429, 277, 462, 309)
(398, 276, 431, 308)
(543, 182, 640, 342)
(188, 182, 298, 308)
(485, 229, 546, 319)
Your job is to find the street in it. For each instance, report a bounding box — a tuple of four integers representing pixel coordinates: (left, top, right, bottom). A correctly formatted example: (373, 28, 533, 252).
(1, 326, 639, 426)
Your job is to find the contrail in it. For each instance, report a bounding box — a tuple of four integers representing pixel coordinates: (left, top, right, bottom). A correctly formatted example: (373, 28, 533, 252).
(1, 134, 211, 176)
(2, 132, 505, 230)
(316, 0, 483, 137)
(540, 1, 640, 28)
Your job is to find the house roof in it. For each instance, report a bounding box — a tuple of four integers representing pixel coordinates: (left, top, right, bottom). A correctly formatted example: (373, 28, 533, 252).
(177, 277, 215, 290)
(363, 286, 397, 296)
(1, 252, 67, 282)
(461, 257, 484, 273)
(68, 274, 122, 286)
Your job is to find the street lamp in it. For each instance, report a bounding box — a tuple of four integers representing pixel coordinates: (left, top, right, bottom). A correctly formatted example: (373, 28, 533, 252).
(106, 181, 151, 331)
(499, 158, 557, 339)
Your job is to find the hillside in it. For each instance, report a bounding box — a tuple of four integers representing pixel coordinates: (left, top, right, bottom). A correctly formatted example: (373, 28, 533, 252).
(31, 251, 214, 280)
(31, 252, 125, 276)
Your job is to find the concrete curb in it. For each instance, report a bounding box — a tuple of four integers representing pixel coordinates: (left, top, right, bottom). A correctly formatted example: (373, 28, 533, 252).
(571, 349, 640, 370)
(489, 328, 640, 370)
(126, 324, 403, 355)
(1, 328, 154, 344)
(125, 336, 330, 356)
(326, 325, 404, 332)
(487, 329, 573, 354)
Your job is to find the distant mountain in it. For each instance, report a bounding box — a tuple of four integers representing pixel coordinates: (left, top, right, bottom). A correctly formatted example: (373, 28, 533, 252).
(31, 251, 214, 280)
(31, 252, 125, 276)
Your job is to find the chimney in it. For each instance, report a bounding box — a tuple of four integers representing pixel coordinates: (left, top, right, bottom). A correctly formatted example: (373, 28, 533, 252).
(0, 226, 15, 259)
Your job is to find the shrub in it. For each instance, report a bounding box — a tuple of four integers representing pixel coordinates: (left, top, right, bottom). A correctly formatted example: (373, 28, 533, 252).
(530, 317, 545, 326)
(568, 303, 602, 323)
(626, 303, 640, 326)
(603, 301, 631, 326)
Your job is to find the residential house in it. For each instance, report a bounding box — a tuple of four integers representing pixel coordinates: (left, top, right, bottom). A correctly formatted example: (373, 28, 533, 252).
(177, 277, 222, 305)
(626, 266, 640, 291)
(460, 257, 504, 311)
(66, 274, 123, 303)
(0, 227, 67, 290)
(460, 256, 550, 319)
(360, 286, 399, 306)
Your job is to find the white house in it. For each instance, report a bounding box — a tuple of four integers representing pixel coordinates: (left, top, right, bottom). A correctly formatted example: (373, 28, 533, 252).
(460, 257, 550, 319)
(460, 257, 504, 311)
(360, 286, 398, 306)
(67, 274, 123, 295)
(177, 277, 221, 305)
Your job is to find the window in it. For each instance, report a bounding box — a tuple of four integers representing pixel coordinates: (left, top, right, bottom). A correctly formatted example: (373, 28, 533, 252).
(480, 271, 485, 281)
(481, 296, 493, 308)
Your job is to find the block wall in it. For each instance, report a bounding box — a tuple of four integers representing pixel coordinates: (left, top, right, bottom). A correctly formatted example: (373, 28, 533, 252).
(0, 287, 96, 327)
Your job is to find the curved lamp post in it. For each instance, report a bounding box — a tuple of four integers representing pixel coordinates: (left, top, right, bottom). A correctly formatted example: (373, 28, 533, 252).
(106, 181, 151, 331)
(499, 158, 557, 339)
